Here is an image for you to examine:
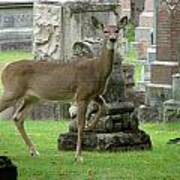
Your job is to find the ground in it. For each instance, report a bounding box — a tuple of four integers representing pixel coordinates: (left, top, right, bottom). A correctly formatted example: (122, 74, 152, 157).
(0, 120, 179, 180)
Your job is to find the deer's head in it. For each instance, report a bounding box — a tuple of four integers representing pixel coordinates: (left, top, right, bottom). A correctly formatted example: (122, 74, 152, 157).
(92, 15, 128, 49)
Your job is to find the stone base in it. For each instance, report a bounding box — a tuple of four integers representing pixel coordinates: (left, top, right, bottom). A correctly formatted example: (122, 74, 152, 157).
(58, 130, 152, 151)
(145, 83, 172, 107)
(138, 105, 162, 122)
(163, 99, 180, 122)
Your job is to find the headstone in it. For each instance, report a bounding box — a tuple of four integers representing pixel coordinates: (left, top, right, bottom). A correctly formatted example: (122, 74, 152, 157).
(163, 74, 180, 122)
(130, 0, 145, 26)
(139, 0, 180, 121)
(0, 1, 33, 51)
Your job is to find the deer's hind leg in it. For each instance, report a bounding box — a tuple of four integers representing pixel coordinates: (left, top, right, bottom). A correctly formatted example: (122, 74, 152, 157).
(0, 92, 19, 113)
(13, 97, 39, 157)
(86, 96, 105, 130)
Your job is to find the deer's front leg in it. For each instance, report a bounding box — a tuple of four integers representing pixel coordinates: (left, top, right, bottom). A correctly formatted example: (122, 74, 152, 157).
(75, 101, 88, 162)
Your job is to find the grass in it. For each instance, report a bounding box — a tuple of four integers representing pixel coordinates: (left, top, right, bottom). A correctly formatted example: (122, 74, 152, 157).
(0, 50, 33, 63)
(0, 120, 179, 180)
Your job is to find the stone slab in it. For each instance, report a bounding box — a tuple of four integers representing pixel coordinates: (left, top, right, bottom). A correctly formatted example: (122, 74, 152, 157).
(145, 83, 172, 107)
(172, 74, 180, 101)
(147, 46, 156, 63)
(58, 130, 152, 151)
(139, 12, 154, 27)
(163, 99, 180, 122)
(0, 1, 33, 51)
(138, 104, 161, 122)
(151, 61, 179, 85)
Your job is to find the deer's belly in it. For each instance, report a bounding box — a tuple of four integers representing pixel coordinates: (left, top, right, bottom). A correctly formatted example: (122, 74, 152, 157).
(26, 89, 75, 103)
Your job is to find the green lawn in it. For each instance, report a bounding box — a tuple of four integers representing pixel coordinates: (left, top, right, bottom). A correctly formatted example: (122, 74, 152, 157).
(0, 50, 33, 63)
(0, 120, 179, 180)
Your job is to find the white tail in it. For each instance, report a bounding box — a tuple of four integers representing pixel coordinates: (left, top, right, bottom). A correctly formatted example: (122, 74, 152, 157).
(0, 15, 128, 162)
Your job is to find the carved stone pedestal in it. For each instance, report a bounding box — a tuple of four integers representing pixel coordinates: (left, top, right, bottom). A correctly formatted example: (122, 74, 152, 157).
(55, 0, 152, 152)
(58, 102, 152, 151)
(58, 130, 152, 151)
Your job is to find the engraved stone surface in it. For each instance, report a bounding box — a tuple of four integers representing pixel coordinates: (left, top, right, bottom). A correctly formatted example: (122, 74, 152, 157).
(33, 3, 63, 61)
(0, 1, 33, 51)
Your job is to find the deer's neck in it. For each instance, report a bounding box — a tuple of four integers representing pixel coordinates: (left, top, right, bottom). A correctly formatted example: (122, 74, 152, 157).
(98, 40, 115, 80)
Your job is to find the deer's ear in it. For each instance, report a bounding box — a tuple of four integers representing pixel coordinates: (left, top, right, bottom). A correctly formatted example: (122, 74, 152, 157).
(117, 16, 128, 29)
(91, 16, 104, 29)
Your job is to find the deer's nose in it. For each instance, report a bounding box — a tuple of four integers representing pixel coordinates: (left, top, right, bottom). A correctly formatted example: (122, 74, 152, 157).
(109, 38, 116, 43)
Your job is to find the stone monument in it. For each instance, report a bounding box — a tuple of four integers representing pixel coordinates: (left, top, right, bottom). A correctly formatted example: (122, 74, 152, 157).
(139, 0, 180, 121)
(54, 1, 152, 151)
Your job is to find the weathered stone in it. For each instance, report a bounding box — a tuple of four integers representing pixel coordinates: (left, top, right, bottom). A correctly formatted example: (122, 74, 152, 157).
(138, 105, 161, 122)
(33, 3, 63, 61)
(139, 12, 154, 27)
(69, 112, 138, 133)
(147, 45, 156, 63)
(145, 83, 172, 107)
(151, 61, 179, 85)
(157, 1, 180, 62)
(133, 89, 145, 107)
(163, 99, 180, 122)
(106, 102, 134, 115)
(163, 74, 180, 122)
(0, 1, 33, 51)
(138, 0, 180, 122)
(172, 74, 180, 101)
(0, 156, 17, 180)
(130, 0, 145, 26)
(58, 130, 152, 151)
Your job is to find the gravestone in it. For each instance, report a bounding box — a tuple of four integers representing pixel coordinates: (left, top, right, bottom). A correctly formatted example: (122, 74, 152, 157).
(139, 0, 180, 121)
(163, 74, 180, 122)
(130, 0, 145, 26)
(134, 0, 155, 91)
(0, 1, 33, 51)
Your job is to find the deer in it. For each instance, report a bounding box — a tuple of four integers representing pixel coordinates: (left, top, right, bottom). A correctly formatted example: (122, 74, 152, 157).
(0, 15, 128, 162)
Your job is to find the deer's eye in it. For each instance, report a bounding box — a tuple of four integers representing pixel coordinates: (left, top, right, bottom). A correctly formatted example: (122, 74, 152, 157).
(104, 30, 109, 34)
(115, 30, 119, 33)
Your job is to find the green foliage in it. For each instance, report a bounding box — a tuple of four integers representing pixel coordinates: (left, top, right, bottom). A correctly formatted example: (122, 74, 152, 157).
(0, 120, 179, 180)
(123, 49, 142, 84)
(126, 23, 135, 42)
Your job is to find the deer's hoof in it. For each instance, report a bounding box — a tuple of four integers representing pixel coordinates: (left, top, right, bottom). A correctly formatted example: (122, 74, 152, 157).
(29, 147, 40, 157)
(74, 155, 84, 163)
